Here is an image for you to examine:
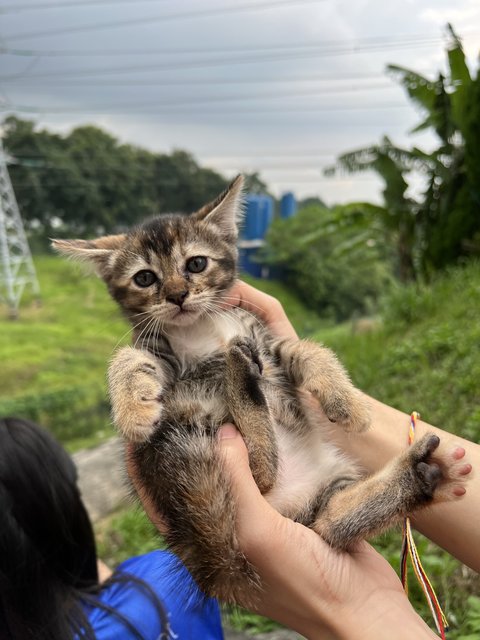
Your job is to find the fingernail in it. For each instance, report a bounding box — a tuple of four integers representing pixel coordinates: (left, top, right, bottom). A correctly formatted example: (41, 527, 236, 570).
(219, 424, 238, 440)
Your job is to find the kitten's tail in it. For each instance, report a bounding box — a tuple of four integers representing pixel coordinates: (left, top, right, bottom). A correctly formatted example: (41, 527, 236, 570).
(155, 429, 261, 605)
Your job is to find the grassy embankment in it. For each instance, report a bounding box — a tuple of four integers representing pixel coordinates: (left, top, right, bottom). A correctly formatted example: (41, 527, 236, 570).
(0, 255, 127, 450)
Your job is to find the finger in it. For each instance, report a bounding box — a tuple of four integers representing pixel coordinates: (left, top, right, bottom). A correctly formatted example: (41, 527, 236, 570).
(217, 423, 264, 505)
(222, 281, 298, 340)
(218, 424, 281, 548)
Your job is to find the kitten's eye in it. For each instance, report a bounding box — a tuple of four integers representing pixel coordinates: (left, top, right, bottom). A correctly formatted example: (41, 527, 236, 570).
(186, 256, 207, 273)
(133, 270, 157, 287)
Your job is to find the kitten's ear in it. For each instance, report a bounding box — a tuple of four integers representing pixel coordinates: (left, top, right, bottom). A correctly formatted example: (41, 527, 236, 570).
(51, 234, 126, 276)
(193, 174, 244, 239)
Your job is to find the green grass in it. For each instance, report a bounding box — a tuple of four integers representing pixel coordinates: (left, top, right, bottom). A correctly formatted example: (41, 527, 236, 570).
(0, 254, 128, 396)
(242, 274, 327, 336)
(95, 506, 164, 567)
(314, 261, 480, 442)
(0, 254, 129, 449)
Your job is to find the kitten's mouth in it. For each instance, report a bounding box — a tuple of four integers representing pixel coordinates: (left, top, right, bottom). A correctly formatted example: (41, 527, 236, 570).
(170, 305, 202, 324)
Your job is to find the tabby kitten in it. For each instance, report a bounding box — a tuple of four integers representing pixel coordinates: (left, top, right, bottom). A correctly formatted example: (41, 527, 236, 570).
(53, 175, 469, 604)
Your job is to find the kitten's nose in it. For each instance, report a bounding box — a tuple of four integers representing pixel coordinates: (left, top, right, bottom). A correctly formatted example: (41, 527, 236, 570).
(166, 290, 189, 307)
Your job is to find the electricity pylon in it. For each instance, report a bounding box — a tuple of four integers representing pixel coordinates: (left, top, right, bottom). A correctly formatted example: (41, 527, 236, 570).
(0, 139, 41, 318)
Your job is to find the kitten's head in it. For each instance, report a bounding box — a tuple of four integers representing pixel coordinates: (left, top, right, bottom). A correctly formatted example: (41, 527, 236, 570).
(52, 175, 244, 329)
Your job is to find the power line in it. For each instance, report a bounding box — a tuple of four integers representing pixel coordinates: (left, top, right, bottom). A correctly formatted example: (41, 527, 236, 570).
(1, 81, 397, 112)
(0, 32, 447, 57)
(0, 38, 447, 81)
(0, 71, 390, 87)
(5, 0, 327, 42)
(4, 99, 409, 115)
(1, 0, 175, 13)
(9, 174, 380, 188)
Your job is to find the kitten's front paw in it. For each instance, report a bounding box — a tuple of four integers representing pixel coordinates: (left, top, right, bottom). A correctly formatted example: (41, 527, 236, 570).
(109, 347, 165, 443)
(407, 434, 472, 504)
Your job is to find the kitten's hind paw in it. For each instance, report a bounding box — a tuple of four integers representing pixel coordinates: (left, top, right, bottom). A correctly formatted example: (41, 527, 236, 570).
(228, 337, 263, 377)
(406, 434, 472, 506)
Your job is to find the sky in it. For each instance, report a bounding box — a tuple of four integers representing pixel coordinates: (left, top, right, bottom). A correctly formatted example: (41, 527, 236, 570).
(1, 0, 480, 205)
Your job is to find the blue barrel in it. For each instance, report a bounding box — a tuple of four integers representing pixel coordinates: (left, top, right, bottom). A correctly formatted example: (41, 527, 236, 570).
(258, 196, 274, 238)
(238, 246, 264, 278)
(243, 194, 274, 239)
(243, 195, 261, 239)
(280, 192, 297, 219)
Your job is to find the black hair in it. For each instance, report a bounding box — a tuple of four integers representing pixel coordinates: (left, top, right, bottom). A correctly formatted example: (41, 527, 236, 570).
(0, 417, 168, 640)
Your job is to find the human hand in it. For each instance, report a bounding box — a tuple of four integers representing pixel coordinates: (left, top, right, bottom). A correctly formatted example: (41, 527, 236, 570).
(218, 423, 437, 640)
(223, 280, 298, 340)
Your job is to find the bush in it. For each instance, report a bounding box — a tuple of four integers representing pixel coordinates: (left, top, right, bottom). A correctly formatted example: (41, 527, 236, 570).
(0, 384, 112, 450)
(263, 205, 390, 321)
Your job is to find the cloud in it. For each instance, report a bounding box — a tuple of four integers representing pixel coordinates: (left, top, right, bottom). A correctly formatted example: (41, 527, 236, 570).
(1, 0, 479, 202)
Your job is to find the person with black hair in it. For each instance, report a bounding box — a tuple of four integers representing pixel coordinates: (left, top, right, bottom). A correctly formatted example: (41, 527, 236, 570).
(0, 416, 224, 640)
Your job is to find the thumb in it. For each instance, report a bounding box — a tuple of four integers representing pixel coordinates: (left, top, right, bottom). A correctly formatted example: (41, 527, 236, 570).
(218, 424, 281, 548)
(217, 423, 263, 505)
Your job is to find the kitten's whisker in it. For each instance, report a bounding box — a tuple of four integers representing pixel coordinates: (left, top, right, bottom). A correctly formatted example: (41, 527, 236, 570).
(219, 295, 269, 317)
(134, 315, 157, 350)
(203, 303, 247, 335)
(215, 300, 264, 329)
(129, 310, 153, 320)
(111, 315, 150, 352)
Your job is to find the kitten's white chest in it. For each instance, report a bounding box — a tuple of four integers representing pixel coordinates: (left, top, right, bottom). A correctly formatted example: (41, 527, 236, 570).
(168, 312, 247, 365)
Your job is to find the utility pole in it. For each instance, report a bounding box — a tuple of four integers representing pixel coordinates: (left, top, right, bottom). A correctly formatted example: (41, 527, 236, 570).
(0, 138, 41, 319)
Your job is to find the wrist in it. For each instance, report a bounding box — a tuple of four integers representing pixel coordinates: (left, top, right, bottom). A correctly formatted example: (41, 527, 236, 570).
(325, 591, 437, 640)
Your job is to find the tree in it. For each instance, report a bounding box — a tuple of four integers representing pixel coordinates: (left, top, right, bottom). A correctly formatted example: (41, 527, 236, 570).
(153, 151, 228, 213)
(325, 25, 480, 280)
(263, 204, 389, 320)
(325, 136, 419, 281)
(3, 117, 230, 236)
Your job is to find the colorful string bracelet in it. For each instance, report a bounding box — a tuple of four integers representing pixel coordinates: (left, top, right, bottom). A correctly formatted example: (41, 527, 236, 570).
(400, 411, 448, 639)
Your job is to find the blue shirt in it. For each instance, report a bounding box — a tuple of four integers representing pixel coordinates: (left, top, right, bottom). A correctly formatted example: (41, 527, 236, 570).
(88, 551, 224, 640)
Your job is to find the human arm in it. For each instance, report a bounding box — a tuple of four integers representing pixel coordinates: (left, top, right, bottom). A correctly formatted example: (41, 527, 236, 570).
(230, 280, 479, 573)
(331, 397, 480, 572)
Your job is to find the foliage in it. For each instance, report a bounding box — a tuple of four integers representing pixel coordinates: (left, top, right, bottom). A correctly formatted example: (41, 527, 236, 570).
(0, 385, 110, 452)
(326, 25, 480, 280)
(316, 260, 480, 442)
(313, 260, 480, 637)
(454, 596, 480, 640)
(241, 273, 327, 336)
(242, 171, 272, 196)
(2, 116, 229, 235)
(95, 507, 164, 568)
(263, 204, 391, 321)
(325, 136, 420, 281)
(152, 150, 228, 213)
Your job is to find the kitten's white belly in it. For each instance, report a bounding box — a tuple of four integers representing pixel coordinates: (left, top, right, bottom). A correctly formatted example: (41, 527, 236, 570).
(168, 312, 248, 364)
(265, 422, 351, 518)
